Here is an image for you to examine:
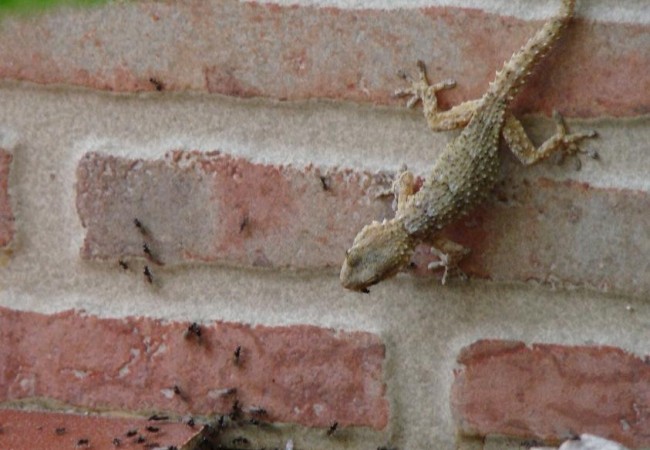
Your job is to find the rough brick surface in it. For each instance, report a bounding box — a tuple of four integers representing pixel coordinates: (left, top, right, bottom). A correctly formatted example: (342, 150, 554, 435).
(0, 149, 14, 249)
(411, 174, 650, 295)
(76, 151, 650, 298)
(0, 1, 646, 117)
(0, 409, 201, 450)
(76, 150, 393, 270)
(0, 307, 388, 429)
(451, 340, 650, 449)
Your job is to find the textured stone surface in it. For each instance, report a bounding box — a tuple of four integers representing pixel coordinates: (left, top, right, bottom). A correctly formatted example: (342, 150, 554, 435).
(0, 1, 646, 117)
(0, 408, 201, 450)
(0, 307, 388, 429)
(451, 340, 650, 449)
(0, 149, 14, 249)
(76, 151, 650, 298)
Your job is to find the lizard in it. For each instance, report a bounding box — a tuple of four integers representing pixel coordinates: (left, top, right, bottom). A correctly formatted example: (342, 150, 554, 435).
(340, 0, 597, 292)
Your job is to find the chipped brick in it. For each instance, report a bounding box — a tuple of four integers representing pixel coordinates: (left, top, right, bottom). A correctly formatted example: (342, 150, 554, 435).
(0, 307, 388, 429)
(451, 339, 650, 449)
(0, 2, 645, 117)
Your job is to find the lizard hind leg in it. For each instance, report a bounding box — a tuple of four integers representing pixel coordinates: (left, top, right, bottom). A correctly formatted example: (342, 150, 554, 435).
(395, 60, 481, 131)
(503, 111, 598, 170)
(427, 236, 471, 285)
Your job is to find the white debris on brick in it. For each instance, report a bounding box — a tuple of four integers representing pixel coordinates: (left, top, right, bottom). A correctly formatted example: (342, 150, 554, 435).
(532, 434, 631, 450)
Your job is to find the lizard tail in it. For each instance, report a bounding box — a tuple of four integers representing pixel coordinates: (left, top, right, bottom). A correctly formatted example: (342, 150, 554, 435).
(487, 0, 575, 102)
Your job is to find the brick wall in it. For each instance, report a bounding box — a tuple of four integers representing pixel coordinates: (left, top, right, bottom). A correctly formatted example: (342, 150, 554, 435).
(0, 1, 648, 449)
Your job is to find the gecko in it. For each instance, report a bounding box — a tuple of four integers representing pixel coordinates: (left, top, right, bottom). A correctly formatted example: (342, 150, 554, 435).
(340, 0, 597, 292)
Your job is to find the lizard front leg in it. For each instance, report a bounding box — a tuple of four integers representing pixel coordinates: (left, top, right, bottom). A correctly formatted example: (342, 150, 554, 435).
(427, 236, 471, 285)
(391, 165, 416, 214)
(503, 111, 598, 169)
(395, 60, 481, 131)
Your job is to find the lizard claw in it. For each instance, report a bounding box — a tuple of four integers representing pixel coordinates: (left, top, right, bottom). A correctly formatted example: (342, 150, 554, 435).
(551, 111, 599, 170)
(394, 61, 456, 109)
(427, 241, 470, 285)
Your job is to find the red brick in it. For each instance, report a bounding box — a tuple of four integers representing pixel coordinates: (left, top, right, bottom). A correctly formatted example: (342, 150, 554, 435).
(0, 149, 14, 249)
(410, 174, 650, 297)
(76, 151, 650, 298)
(0, 2, 646, 117)
(0, 408, 201, 450)
(0, 307, 388, 430)
(75, 150, 393, 270)
(451, 339, 650, 449)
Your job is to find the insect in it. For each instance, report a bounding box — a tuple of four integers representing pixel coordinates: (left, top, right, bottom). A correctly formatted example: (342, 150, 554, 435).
(125, 429, 138, 437)
(144, 265, 153, 284)
(149, 77, 164, 91)
(319, 175, 331, 191)
(233, 346, 242, 365)
(148, 414, 169, 421)
(55, 427, 66, 435)
(327, 422, 339, 436)
(133, 218, 147, 235)
(118, 260, 129, 270)
(239, 214, 249, 233)
(185, 322, 202, 340)
(230, 400, 242, 421)
(145, 426, 159, 433)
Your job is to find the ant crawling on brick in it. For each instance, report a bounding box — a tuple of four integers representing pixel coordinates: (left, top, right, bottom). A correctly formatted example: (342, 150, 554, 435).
(148, 414, 169, 421)
(149, 77, 164, 92)
(233, 345, 242, 366)
(133, 218, 147, 235)
(143, 265, 154, 284)
(185, 322, 202, 342)
(319, 174, 332, 191)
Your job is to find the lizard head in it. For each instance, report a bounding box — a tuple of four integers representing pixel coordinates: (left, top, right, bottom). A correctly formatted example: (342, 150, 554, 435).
(340, 218, 415, 292)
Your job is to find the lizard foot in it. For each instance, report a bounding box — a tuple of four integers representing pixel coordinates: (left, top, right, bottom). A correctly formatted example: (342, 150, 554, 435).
(395, 60, 456, 110)
(551, 110, 599, 170)
(427, 239, 471, 285)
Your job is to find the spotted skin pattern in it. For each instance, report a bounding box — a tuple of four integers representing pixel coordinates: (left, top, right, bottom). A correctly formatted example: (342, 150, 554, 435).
(341, 0, 597, 292)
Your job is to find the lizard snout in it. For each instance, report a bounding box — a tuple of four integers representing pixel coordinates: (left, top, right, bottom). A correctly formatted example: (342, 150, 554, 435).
(340, 219, 414, 292)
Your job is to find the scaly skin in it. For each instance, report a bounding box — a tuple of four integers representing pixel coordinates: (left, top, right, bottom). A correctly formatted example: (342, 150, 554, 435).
(341, 0, 597, 292)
